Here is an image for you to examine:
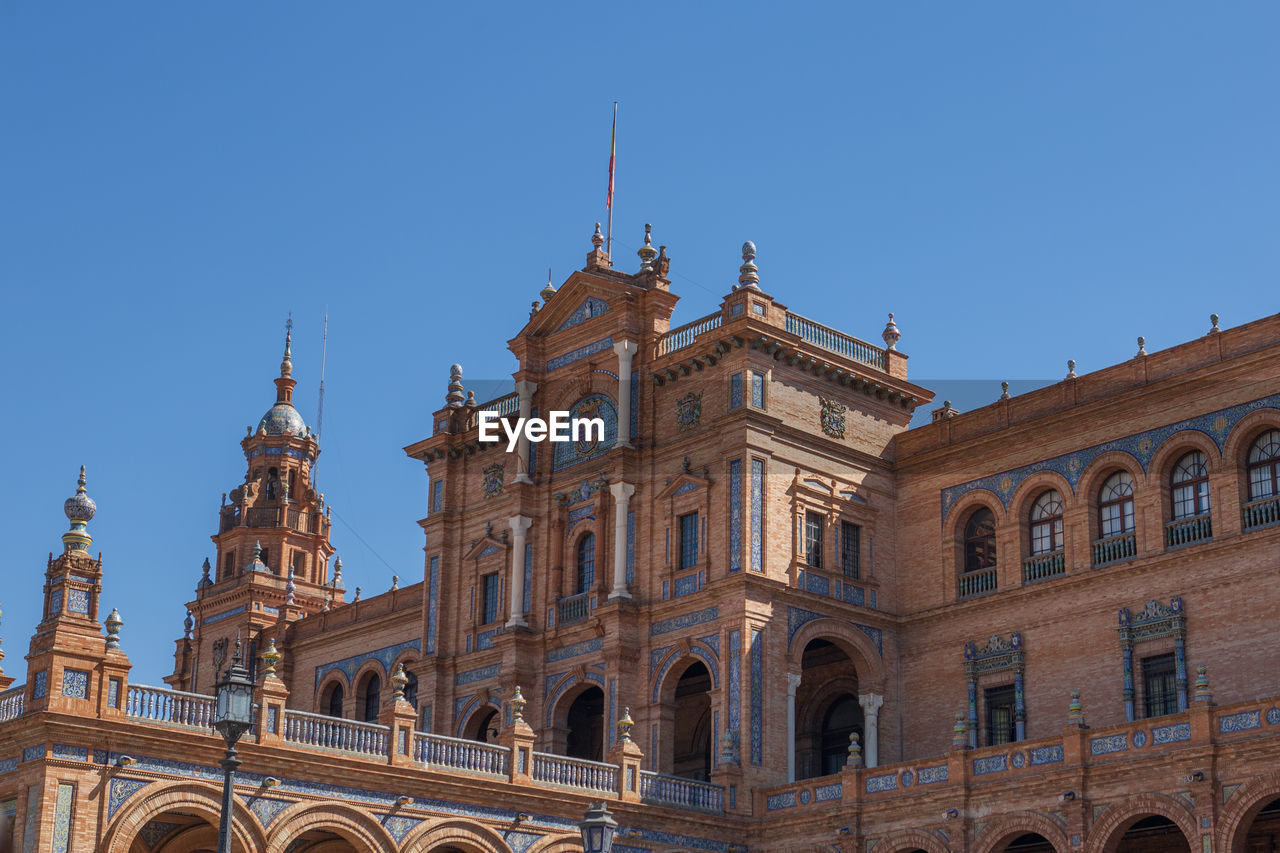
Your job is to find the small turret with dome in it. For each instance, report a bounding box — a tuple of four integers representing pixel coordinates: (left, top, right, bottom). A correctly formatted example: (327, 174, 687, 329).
(257, 326, 309, 437)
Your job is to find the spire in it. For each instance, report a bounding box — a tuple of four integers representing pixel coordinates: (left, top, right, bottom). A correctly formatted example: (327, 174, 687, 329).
(446, 365, 465, 408)
(62, 466, 97, 554)
(281, 316, 294, 379)
(332, 556, 345, 590)
(737, 242, 760, 290)
(540, 267, 557, 302)
(637, 224, 658, 272)
(271, 317, 298, 409)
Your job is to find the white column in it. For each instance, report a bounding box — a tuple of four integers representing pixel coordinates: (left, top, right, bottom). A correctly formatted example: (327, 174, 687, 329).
(513, 380, 537, 483)
(786, 672, 802, 782)
(506, 515, 533, 628)
(613, 340, 638, 448)
(608, 482, 635, 600)
(858, 692, 884, 769)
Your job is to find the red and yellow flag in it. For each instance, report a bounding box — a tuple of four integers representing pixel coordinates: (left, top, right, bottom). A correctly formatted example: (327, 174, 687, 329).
(606, 101, 617, 211)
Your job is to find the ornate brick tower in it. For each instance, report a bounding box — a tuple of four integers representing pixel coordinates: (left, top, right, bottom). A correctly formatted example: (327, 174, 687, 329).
(167, 329, 339, 693)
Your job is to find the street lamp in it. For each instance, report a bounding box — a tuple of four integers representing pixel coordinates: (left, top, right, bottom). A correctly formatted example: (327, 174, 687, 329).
(579, 801, 617, 853)
(212, 642, 255, 853)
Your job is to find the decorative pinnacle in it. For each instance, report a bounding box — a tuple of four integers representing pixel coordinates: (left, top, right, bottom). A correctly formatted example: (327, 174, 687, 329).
(882, 313, 901, 351)
(737, 241, 760, 290)
(445, 364, 465, 408)
(591, 222, 604, 249)
(1136, 336, 1147, 357)
(511, 685, 527, 724)
(951, 711, 969, 747)
(104, 608, 123, 651)
(199, 557, 212, 589)
(392, 662, 409, 699)
(1066, 359, 1077, 379)
(637, 224, 658, 271)
(332, 557, 345, 591)
(183, 609, 194, 639)
(1067, 689, 1085, 727)
(1193, 665, 1213, 704)
(1209, 313, 1220, 333)
(1000, 381, 1010, 400)
(846, 731, 863, 767)
(540, 267, 557, 302)
(263, 638, 281, 679)
(249, 540, 265, 572)
(618, 707, 635, 743)
(62, 466, 97, 554)
(353, 586, 361, 603)
(391, 574, 399, 591)
(280, 315, 293, 379)
(285, 568, 296, 606)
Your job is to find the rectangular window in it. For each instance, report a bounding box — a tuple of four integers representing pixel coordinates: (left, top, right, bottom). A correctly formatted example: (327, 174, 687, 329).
(292, 551, 307, 577)
(805, 512, 825, 569)
(679, 512, 700, 570)
(751, 373, 765, 408)
(1142, 654, 1178, 718)
(223, 551, 236, 580)
(840, 522, 860, 578)
(481, 573, 500, 625)
(259, 547, 271, 573)
(430, 479, 443, 513)
(985, 684, 1017, 746)
(730, 373, 744, 409)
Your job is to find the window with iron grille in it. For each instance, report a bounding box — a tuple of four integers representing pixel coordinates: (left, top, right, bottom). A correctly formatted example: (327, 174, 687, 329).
(805, 512, 825, 569)
(481, 573, 500, 625)
(1142, 654, 1178, 718)
(576, 534, 595, 594)
(679, 512, 699, 570)
(985, 684, 1017, 746)
(840, 521, 860, 578)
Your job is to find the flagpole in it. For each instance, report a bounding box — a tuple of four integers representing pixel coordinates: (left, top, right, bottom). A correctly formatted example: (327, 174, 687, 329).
(606, 101, 617, 257)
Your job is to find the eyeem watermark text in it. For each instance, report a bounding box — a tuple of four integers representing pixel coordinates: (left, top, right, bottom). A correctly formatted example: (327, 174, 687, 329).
(477, 412, 605, 452)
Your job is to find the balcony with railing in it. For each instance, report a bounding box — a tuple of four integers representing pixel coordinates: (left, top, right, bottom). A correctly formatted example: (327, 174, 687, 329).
(125, 684, 217, 730)
(784, 312, 888, 371)
(531, 751, 619, 794)
(1165, 514, 1212, 548)
(0, 685, 25, 723)
(1092, 531, 1137, 566)
(1022, 551, 1065, 584)
(1243, 495, 1280, 531)
(656, 312, 723, 356)
(282, 709, 389, 757)
(640, 770, 724, 812)
(557, 592, 590, 626)
(958, 567, 998, 599)
(414, 731, 509, 776)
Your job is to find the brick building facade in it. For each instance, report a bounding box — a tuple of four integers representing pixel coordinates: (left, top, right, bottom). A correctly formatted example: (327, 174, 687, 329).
(1, 228, 1278, 852)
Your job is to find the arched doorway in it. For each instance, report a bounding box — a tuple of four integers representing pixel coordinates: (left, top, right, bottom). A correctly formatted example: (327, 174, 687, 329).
(1113, 815, 1190, 852)
(564, 685, 604, 761)
(1001, 834, 1055, 852)
(127, 815, 219, 852)
(672, 661, 712, 781)
(795, 638, 861, 779)
(462, 706, 500, 743)
(1239, 796, 1280, 851)
(357, 672, 381, 723)
(273, 829, 360, 851)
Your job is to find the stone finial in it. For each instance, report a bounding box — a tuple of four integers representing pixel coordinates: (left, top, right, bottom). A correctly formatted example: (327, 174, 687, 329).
(465, 390, 476, 408)
(617, 707, 635, 743)
(882, 313, 901, 351)
(353, 586, 362, 603)
(511, 685, 527, 724)
(737, 241, 760, 290)
(62, 466, 97, 554)
(332, 557, 345, 590)
(263, 638, 281, 678)
(1209, 314, 1220, 334)
(951, 712, 968, 748)
(280, 322, 293, 379)
(846, 731, 864, 768)
(1067, 689, 1085, 727)
(392, 662, 409, 699)
(529, 301, 539, 318)
(104, 608, 123, 651)
(285, 568, 296, 606)
(592, 222, 604, 250)
(1000, 381, 1011, 400)
(1136, 336, 1147, 357)
(540, 266, 557, 302)
(322, 597, 331, 612)
(718, 729, 739, 765)
(391, 575, 399, 591)
(1066, 359, 1077, 379)
(199, 557, 212, 589)
(183, 609, 194, 639)
(1193, 665, 1213, 704)
(637, 224, 658, 271)
(248, 541, 265, 573)
(446, 364, 465, 408)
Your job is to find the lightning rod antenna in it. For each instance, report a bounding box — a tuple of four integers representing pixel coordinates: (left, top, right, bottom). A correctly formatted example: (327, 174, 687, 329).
(316, 310, 328, 446)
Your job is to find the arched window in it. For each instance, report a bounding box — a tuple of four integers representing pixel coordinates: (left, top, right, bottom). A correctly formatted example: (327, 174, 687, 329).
(362, 674, 381, 723)
(266, 467, 279, 500)
(1247, 429, 1280, 501)
(403, 671, 418, 710)
(325, 683, 344, 718)
(1171, 451, 1210, 519)
(963, 507, 997, 572)
(1029, 490, 1064, 555)
(1098, 471, 1135, 537)
(576, 533, 595, 594)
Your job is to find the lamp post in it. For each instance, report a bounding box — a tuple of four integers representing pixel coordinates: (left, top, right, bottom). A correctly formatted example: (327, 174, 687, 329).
(579, 801, 617, 853)
(212, 642, 255, 853)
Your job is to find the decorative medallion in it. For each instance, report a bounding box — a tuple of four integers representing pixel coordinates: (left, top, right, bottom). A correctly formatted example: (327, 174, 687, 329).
(819, 397, 847, 438)
(482, 462, 504, 499)
(676, 392, 702, 431)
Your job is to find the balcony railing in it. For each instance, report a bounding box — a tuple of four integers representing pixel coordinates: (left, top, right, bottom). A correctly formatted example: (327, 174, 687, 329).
(1092, 531, 1137, 566)
(0, 685, 25, 723)
(657, 312, 723, 356)
(639, 770, 724, 812)
(557, 592, 590, 625)
(220, 507, 241, 532)
(282, 709, 389, 757)
(1022, 551, 1065, 584)
(414, 731, 509, 776)
(1166, 514, 1212, 548)
(1243, 496, 1280, 531)
(531, 751, 619, 794)
(785, 312, 888, 371)
(125, 684, 216, 730)
(958, 567, 997, 599)
(476, 392, 520, 417)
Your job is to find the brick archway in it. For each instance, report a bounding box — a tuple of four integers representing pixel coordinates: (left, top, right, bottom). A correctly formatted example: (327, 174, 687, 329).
(1084, 793, 1197, 853)
(101, 780, 267, 853)
(1217, 770, 1280, 853)
(870, 827, 949, 853)
(264, 801, 394, 853)
(787, 617, 885, 688)
(524, 834, 585, 853)
(400, 817, 514, 852)
(973, 811, 1070, 853)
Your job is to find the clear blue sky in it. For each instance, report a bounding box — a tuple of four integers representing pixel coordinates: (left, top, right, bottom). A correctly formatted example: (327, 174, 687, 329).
(2, 4, 1277, 684)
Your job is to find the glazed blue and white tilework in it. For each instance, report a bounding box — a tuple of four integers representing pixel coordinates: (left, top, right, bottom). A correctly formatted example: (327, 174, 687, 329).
(1267, 707, 1280, 726)
(108, 778, 151, 819)
(626, 511, 635, 585)
(555, 297, 611, 332)
(650, 607, 718, 636)
(729, 459, 743, 572)
(786, 606, 883, 654)
(0, 757, 17, 775)
(1090, 734, 1129, 755)
(427, 556, 440, 654)
(941, 392, 1280, 523)
(866, 773, 898, 793)
(48, 590, 62, 617)
(728, 630, 742, 747)
(377, 814, 422, 844)
(61, 669, 88, 700)
(1152, 722, 1191, 744)
(546, 637, 603, 663)
(650, 643, 719, 702)
(730, 373, 743, 409)
(22, 745, 44, 763)
(815, 782, 843, 801)
(50, 744, 88, 762)
(1219, 710, 1262, 733)
(1029, 745, 1064, 765)
(750, 459, 763, 572)
(247, 797, 293, 827)
(552, 394, 618, 471)
(766, 791, 796, 810)
(629, 370, 639, 442)
(455, 664, 499, 687)
(548, 336, 614, 372)
(21, 786, 39, 853)
(66, 588, 90, 615)
(917, 765, 949, 784)
(203, 605, 246, 626)
(973, 755, 1008, 775)
(313, 639, 420, 690)
(750, 628, 763, 765)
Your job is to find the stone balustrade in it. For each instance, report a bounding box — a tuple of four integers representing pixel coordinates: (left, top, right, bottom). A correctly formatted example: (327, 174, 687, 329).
(282, 709, 389, 757)
(414, 730, 509, 776)
(125, 684, 216, 730)
(531, 750, 619, 794)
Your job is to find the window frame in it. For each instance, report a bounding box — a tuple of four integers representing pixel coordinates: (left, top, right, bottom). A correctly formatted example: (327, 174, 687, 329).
(963, 507, 997, 573)
(1098, 471, 1136, 538)
(576, 533, 596, 594)
(1141, 653, 1178, 719)
(1171, 450, 1211, 520)
(679, 511, 700, 570)
(984, 683, 1017, 747)
(480, 572, 501, 625)
(1246, 429, 1280, 502)
(839, 520, 860, 579)
(804, 511, 825, 569)
(1029, 490, 1064, 556)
